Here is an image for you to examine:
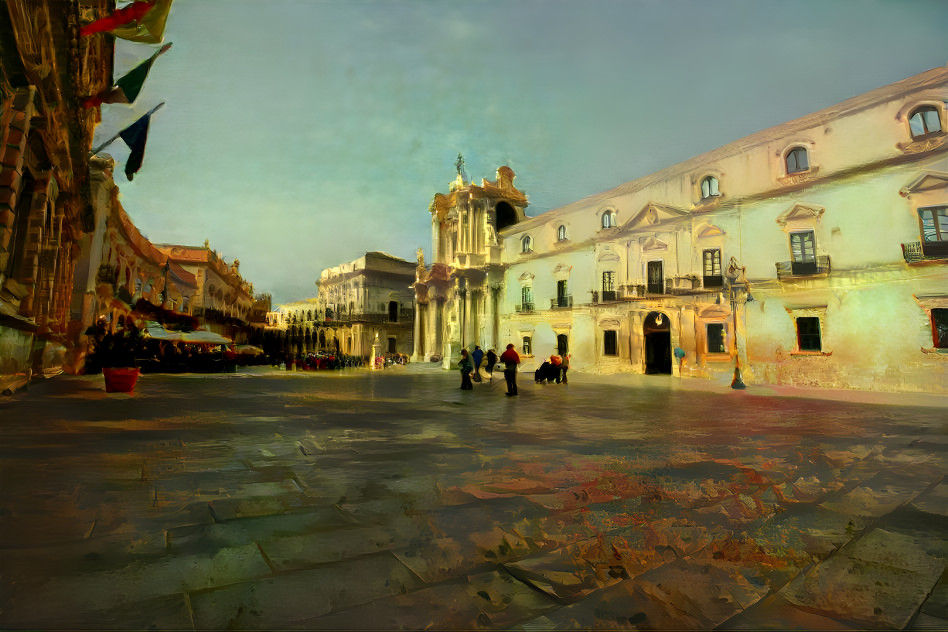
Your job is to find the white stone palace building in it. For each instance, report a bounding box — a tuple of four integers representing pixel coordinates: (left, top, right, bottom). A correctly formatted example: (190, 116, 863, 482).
(412, 66, 948, 393)
(269, 252, 415, 359)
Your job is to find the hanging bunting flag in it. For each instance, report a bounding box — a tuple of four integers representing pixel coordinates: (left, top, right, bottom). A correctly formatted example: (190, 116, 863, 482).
(91, 103, 165, 180)
(80, 0, 173, 44)
(118, 112, 153, 181)
(82, 43, 172, 108)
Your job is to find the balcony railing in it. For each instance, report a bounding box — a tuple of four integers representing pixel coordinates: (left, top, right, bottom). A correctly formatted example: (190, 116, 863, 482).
(550, 295, 573, 309)
(516, 302, 535, 313)
(600, 290, 618, 302)
(775, 255, 831, 279)
(902, 241, 948, 263)
(703, 275, 724, 289)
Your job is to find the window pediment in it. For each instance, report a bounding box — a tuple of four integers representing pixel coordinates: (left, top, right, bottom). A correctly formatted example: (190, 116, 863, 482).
(518, 272, 535, 283)
(696, 223, 726, 239)
(900, 171, 948, 197)
(641, 236, 669, 252)
(597, 247, 621, 262)
(776, 203, 824, 228)
(697, 304, 730, 319)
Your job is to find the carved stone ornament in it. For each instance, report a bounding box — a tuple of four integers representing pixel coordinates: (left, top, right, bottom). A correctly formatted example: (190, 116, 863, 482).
(897, 134, 948, 155)
(777, 166, 820, 187)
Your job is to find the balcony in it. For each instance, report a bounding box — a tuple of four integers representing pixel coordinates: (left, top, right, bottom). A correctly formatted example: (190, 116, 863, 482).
(516, 302, 535, 313)
(703, 275, 724, 289)
(902, 241, 948, 263)
(550, 295, 573, 309)
(775, 255, 831, 280)
(601, 290, 619, 302)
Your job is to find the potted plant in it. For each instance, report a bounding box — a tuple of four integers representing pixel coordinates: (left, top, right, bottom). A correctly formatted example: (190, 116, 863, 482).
(90, 323, 142, 393)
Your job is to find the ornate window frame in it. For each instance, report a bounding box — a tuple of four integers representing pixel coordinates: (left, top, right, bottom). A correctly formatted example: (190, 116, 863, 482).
(776, 140, 819, 186)
(599, 206, 618, 230)
(784, 305, 832, 356)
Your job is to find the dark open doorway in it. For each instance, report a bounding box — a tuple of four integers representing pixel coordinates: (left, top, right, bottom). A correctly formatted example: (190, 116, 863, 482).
(644, 311, 671, 374)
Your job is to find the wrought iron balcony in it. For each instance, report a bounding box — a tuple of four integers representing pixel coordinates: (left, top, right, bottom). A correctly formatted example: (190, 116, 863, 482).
(703, 275, 724, 289)
(902, 241, 948, 263)
(600, 290, 619, 302)
(516, 302, 535, 313)
(550, 295, 573, 309)
(775, 256, 831, 279)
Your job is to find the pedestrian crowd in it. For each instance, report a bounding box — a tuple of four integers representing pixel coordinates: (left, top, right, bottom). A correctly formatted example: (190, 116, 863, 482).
(457, 343, 569, 396)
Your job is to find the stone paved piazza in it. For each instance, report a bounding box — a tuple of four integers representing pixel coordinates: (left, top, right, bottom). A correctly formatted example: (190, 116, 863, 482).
(0, 365, 946, 630)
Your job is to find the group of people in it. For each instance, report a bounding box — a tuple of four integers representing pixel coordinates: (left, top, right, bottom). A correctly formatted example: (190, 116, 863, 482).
(534, 352, 569, 385)
(458, 343, 568, 396)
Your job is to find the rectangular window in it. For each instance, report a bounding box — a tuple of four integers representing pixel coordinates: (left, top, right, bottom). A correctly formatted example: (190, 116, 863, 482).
(521, 286, 533, 311)
(387, 337, 396, 354)
(703, 249, 723, 287)
(933, 308, 948, 348)
(556, 280, 570, 307)
(796, 316, 821, 351)
(647, 261, 664, 294)
(707, 323, 726, 353)
(790, 231, 816, 262)
(602, 271, 616, 301)
(603, 330, 617, 356)
(522, 336, 532, 355)
(919, 206, 948, 243)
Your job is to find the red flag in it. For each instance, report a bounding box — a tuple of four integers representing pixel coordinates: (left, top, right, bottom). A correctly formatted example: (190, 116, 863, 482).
(80, 2, 154, 37)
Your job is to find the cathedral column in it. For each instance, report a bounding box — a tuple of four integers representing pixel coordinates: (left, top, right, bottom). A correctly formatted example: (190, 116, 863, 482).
(462, 287, 472, 351)
(434, 297, 444, 358)
(412, 301, 423, 360)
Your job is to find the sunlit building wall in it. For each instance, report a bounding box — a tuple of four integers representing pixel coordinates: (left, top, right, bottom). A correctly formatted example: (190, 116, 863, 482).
(497, 66, 947, 393)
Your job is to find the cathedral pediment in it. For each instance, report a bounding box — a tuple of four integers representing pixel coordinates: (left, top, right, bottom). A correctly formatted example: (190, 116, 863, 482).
(776, 203, 824, 226)
(627, 202, 689, 228)
(900, 171, 948, 196)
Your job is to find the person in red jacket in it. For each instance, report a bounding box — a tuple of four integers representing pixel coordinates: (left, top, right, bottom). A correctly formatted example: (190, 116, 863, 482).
(499, 343, 521, 396)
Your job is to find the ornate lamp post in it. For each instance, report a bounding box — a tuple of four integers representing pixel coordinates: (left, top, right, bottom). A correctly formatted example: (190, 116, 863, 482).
(725, 257, 750, 390)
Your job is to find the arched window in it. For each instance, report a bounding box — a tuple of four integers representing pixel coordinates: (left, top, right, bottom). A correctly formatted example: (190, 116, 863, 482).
(557, 225, 568, 241)
(909, 106, 942, 139)
(521, 235, 533, 253)
(701, 176, 720, 199)
(601, 210, 616, 229)
(785, 147, 809, 174)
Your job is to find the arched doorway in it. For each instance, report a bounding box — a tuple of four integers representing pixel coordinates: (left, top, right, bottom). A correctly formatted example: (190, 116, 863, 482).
(644, 311, 672, 374)
(496, 201, 517, 231)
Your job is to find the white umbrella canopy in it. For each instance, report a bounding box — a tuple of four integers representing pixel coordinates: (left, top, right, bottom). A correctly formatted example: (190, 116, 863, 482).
(142, 321, 231, 345)
(236, 345, 264, 355)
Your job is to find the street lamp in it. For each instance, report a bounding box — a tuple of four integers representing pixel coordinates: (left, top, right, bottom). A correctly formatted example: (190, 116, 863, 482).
(725, 257, 749, 390)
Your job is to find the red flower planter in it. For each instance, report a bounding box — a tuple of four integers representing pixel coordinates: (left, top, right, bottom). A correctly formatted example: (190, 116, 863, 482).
(103, 367, 140, 393)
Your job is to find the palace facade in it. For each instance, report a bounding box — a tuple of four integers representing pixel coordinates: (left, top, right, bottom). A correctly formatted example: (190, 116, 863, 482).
(414, 66, 948, 393)
(0, 0, 112, 390)
(267, 251, 415, 361)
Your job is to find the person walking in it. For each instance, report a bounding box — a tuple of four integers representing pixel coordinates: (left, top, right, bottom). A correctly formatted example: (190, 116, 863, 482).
(550, 353, 562, 384)
(485, 348, 497, 381)
(560, 352, 570, 384)
(472, 345, 484, 382)
(499, 343, 520, 396)
(458, 348, 474, 390)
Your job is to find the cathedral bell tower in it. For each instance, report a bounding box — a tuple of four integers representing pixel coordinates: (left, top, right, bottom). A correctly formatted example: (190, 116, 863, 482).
(411, 162, 528, 364)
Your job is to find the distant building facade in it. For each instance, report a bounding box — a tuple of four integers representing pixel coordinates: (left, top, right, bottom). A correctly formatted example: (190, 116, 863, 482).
(155, 242, 256, 343)
(417, 66, 948, 394)
(269, 252, 415, 361)
(73, 155, 197, 355)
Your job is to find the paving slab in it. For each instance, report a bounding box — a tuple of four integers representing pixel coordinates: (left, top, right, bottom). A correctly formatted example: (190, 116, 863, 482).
(819, 470, 937, 520)
(718, 592, 865, 630)
(1, 542, 271, 624)
(187, 551, 422, 629)
(301, 569, 559, 630)
(778, 534, 945, 628)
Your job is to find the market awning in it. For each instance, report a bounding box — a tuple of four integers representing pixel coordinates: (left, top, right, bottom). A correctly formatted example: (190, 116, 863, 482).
(142, 321, 232, 345)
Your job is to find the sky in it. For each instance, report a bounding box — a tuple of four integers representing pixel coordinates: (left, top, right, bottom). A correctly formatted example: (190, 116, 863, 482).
(92, 0, 948, 305)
